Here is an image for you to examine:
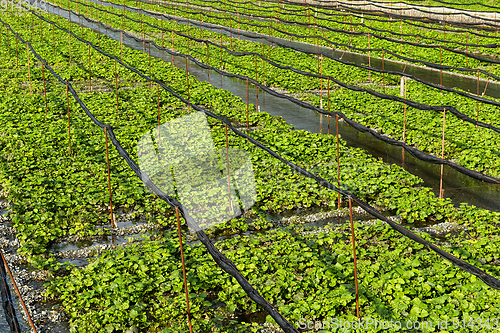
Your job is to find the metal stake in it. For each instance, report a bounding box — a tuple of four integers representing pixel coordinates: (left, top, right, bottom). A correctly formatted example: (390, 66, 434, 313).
(105, 127, 116, 228)
(439, 109, 446, 199)
(348, 197, 360, 319)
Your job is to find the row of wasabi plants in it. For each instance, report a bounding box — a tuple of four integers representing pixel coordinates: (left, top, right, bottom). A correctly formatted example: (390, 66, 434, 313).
(53, 0, 500, 177)
(1, 5, 500, 333)
(127, 0, 500, 74)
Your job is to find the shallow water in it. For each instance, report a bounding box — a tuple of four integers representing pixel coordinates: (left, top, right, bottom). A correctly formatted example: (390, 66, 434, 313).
(42, 2, 500, 212)
(92, 0, 500, 98)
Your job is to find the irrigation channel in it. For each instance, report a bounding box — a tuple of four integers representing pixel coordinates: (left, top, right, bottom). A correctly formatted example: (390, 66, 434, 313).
(1, 0, 500, 332)
(93, 0, 500, 99)
(44, 1, 500, 212)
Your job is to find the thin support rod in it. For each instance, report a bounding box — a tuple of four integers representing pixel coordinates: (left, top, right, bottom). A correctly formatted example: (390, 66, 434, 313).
(157, 84, 161, 145)
(0, 250, 36, 333)
(246, 78, 249, 136)
(66, 84, 72, 154)
(114, 59, 119, 113)
(105, 127, 116, 228)
(476, 69, 480, 128)
(88, 44, 92, 92)
(327, 78, 330, 135)
(27, 44, 32, 94)
(185, 56, 190, 109)
(148, 42, 152, 89)
(225, 124, 233, 212)
(439, 109, 446, 199)
(336, 114, 340, 209)
(42, 65, 48, 116)
(348, 197, 360, 319)
(175, 207, 194, 333)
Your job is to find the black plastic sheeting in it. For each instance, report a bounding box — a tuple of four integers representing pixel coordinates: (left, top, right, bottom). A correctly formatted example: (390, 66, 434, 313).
(327, 0, 500, 12)
(131, 0, 500, 67)
(162, 0, 500, 17)
(38, 2, 500, 185)
(155, 0, 500, 50)
(0, 15, 300, 333)
(307, 0, 500, 16)
(0, 257, 20, 333)
(161, 0, 500, 38)
(13, 6, 500, 295)
(273, 0, 500, 29)
(72, 0, 500, 133)
(174, 0, 500, 30)
(164, 0, 500, 30)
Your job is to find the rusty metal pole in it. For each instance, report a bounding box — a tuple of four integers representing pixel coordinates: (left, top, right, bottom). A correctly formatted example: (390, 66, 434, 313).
(157, 84, 161, 145)
(225, 124, 233, 212)
(185, 56, 190, 110)
(220, 28, 223, 72)
(439, 46, 442, 87)
(382, 50, 385, 93)
(246, 78, 250, 135)
(26, 44, 32, 94)
(327, 78, 330, 135)
(15, 37, 18, 69)
(439, 109, 446, 199)
(0, 252, 21, 333)
(174, 207, 194, 333)
(476, 69, 480, 128)
(104, 127, 116, 228)
(120, 31, 123, 62)
(255, 54, 259, 111)
(320, 54, 323, 109)
(115, 59, 119, 113)
(348, 197, 360, 319)
(368, 33, 371, 82)
(262, 39, 266, 85)
(206, 42, 210, 83)
(68, 31, 72, 67)
(66, 84, 72, 154)
(402, 77, 407, 166)
(149, 41, 152, 89)
(336, 114, 340, 209)
(42, 65, 48, 116)
(7, 27, 11, 61)
(88, 44, 92, 93)
(0, 250, 37, 333)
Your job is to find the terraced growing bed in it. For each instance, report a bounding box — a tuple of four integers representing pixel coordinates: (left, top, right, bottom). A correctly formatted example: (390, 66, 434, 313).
(0, 0, 500, 332)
